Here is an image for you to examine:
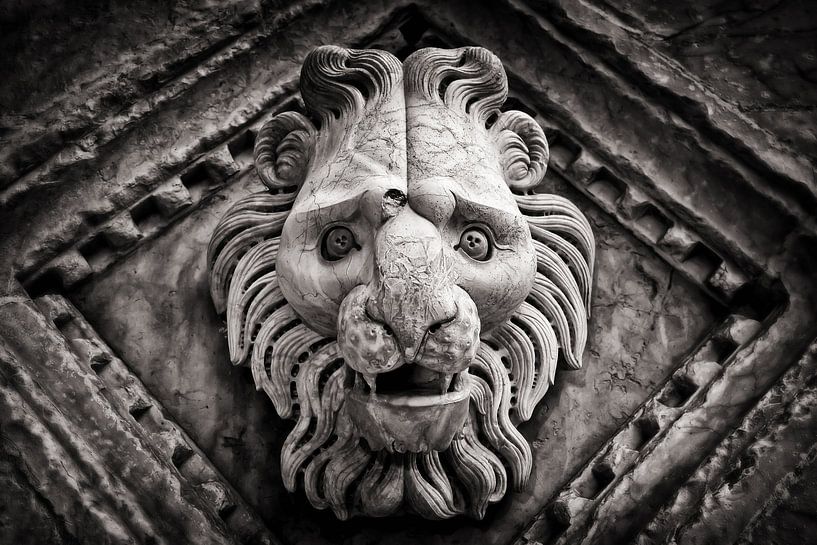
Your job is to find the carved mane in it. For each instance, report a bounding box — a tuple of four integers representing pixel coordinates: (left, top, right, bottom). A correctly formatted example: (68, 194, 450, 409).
(208, 45, 594, 519)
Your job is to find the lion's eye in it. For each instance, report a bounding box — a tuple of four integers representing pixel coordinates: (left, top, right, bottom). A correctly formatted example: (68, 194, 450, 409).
(459, 227, 491, 261)
(322, 226, 357, 261)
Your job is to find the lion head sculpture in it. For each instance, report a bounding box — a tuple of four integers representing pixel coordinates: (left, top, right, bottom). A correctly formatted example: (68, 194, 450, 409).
(208, 45, 594, 520)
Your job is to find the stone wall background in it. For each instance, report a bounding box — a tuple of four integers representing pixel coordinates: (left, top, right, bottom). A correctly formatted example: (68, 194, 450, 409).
(1, 1, 816, 544)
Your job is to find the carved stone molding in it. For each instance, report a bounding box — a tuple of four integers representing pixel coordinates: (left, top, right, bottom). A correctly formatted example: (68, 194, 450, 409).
(2, 1, 816, 544)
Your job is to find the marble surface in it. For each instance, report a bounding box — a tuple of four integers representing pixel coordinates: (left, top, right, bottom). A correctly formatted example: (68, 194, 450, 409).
(0, 456, 70, 544)
(7, 1, 813, 543)
(592, 0, 817, 166)
(72, 165, 722, 544)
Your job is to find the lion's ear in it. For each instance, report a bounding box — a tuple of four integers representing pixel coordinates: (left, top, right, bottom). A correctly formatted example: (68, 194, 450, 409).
(490, 110, 549, 191)
(254, 111, 317, 191)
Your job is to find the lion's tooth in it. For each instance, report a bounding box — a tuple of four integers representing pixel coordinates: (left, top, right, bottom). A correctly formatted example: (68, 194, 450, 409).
(453, 371, 466, 391)
(362, 373, 377, 394)
(439, 373, 453, 394)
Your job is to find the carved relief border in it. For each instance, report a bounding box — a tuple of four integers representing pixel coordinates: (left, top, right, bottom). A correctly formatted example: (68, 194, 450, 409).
(21, 114, 263, 294)
(33, 294, 274, 542)
(639, 340, 817, 544)
(0, 0, 330, 201)
(494, 89, 789, 543)
(2, 1, 815, 544)
(0, 282, 274, 544)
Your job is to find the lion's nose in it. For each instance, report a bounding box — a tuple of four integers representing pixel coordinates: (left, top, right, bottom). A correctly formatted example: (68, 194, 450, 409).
(366, 207, 459, 362)
(396, 308, 458, 364)
(364, 286, 458, 363)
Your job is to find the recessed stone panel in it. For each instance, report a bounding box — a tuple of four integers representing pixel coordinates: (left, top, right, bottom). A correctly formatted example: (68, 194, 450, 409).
(71, 163, 722, 544)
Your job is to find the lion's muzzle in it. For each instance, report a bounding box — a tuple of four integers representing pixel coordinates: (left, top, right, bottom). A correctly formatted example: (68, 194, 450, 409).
(337, 207, 479, 453)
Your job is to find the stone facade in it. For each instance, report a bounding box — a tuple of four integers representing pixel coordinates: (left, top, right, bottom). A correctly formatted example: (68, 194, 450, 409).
(1, 1, 816, 544)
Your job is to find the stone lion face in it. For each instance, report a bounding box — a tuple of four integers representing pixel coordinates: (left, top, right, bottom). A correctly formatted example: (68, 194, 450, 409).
(208, 46, 594, 519)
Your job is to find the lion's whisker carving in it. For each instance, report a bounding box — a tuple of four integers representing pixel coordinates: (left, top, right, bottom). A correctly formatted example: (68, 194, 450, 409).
(208, 44, 594, 519)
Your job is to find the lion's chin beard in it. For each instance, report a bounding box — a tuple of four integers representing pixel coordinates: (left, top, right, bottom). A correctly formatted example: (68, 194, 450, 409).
(297, 406, 507, 520)
(285, 345, 532, 520)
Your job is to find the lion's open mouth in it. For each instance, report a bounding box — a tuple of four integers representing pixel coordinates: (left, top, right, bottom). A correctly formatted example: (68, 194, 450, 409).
(346, 364, 472, 453)
(351, 364, 467, 400)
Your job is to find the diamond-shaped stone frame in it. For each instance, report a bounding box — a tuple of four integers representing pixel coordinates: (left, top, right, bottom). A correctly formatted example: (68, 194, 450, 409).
(1, 1, 815, 544)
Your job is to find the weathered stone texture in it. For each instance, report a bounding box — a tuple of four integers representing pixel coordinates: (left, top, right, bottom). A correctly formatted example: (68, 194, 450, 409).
(1, 1, 816, 544)
(596, 0, 817, 164)
(0, 456, 73, 545)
